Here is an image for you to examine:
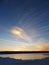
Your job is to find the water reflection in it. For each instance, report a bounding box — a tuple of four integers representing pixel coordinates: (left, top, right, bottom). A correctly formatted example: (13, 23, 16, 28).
(0, 53, 49, 60)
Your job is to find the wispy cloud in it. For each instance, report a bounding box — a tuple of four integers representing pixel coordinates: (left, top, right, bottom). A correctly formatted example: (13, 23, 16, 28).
(0, 38, 49, 51)
(10, 27, 31, 42)
(11, 45, 49, 51)
(25, 45, 49, 51)
(35, 45, 49, 51)
(33, 38, 49, 51)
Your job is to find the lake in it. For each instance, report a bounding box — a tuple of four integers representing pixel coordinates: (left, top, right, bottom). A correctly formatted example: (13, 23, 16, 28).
(0, 53, 49, 60)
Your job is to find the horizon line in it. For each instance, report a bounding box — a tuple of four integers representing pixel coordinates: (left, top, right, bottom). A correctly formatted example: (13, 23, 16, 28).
(0, 51, 49, 54)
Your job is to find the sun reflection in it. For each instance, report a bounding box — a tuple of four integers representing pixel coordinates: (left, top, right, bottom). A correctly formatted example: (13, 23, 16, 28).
(12, 54, 49, 60)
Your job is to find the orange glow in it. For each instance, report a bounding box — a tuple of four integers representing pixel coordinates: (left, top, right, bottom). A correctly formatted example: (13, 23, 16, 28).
(10, 27, 31, 41)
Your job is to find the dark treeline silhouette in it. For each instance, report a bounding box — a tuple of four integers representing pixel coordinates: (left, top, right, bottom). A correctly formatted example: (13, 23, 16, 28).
(0, 57, 49, 65)
(0, 51, 49, 54)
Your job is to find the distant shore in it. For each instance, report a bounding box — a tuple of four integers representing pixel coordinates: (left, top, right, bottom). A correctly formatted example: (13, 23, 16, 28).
(0, 51, 49, 54)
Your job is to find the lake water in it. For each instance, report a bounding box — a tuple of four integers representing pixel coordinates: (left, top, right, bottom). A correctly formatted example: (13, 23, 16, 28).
(0, 53, 49, 60)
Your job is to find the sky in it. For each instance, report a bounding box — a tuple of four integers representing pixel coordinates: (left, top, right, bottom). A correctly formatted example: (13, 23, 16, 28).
(0, 0, 49, 51)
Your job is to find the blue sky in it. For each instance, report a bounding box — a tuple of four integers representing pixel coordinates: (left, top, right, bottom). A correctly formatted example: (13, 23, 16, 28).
(0, 0, 49, 51)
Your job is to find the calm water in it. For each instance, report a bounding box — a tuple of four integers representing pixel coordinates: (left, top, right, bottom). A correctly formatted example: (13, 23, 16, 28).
(0, 53, 49, 60)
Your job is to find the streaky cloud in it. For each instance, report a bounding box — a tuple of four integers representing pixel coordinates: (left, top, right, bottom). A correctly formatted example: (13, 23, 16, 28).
(10, 27, 31, 42)
(35, 45, 49, 51)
